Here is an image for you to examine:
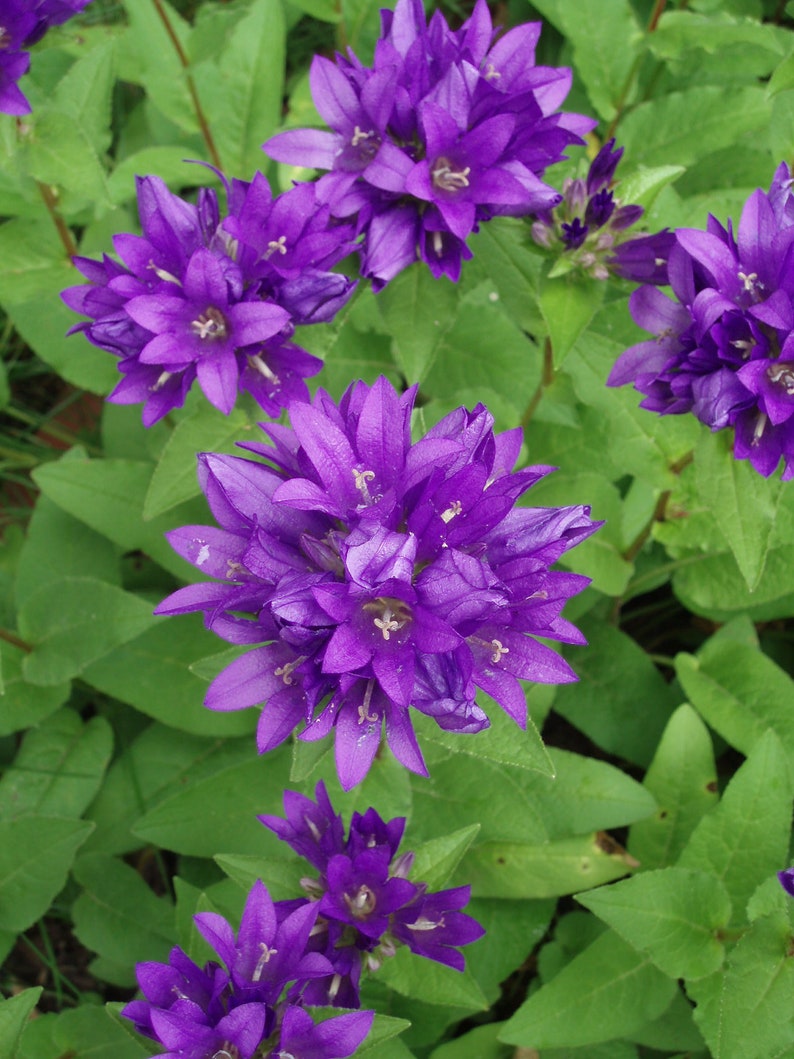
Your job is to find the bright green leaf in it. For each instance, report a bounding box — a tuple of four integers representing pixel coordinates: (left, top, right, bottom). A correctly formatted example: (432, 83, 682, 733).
(500, 929, 676, 1048)
(0, 989, 42, 1058)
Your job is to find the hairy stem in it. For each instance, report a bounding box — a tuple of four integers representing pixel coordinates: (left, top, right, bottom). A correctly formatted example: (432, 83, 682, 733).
(520, 337, 555, 429)
(605, 0, 668, 140)
(37, 181, 77, 260)
(151, 0, 223, 171)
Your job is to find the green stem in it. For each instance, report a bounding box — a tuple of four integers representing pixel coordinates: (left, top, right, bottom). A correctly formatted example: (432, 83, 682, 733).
(4, 405, 102, 455)
(604, 0, 668, 140)
(150, 0, 223, 171)
(0, 627, 32, 652)
(36, 181, 76, 260)
(21, 930, 81, 1004)
(520, 337, 554, 429)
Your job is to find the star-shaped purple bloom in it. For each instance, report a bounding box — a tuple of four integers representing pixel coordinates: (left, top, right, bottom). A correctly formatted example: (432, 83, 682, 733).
(259, 781, 485, 1007)
(609, 162, 794, 479)
(62, 173, 356, 425)
(0, 0, 93, 114)
(156, 377, 599, 789)
(263, 0, 593, 287)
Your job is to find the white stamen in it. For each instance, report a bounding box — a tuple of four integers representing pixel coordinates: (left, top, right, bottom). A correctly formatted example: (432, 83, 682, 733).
(147, 260, 182, 285)
(404, 915, 445, 931)
(352, 467, 376, 502)
(153, 370, 172, 391)
(432, 231, 444, 256)
(431, 159, 471, 192)
(328, 973, 343, 1001)
(484, 62, 501, 81)
(738, 270, 759, 293)
(248, 354, 280, 384)
(373, 607, 402, 640)
(767, 362, 794, 394)
(358, 679, 378, 724)
(490, 639, 509, 663)
(191, 307, 227, 340)
(274, 656, 306, 685)
(753, 412, 768, 444)
(441, 499, 462, 523)
(264, 235, 288, 259)
(251, 941, 277, 981)
(351, 125, 375, 147)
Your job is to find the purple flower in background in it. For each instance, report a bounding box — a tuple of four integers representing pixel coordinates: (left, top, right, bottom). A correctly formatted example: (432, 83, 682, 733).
(156, 376, 599, 788)
(121, 878, 374, 1059)
(263, 0, 593, 287)
(609, 163, 794, 479)
(259, 782, 484, 1006)
(779, 868, 794, 897)
(62, 173, 356, 425)
(531, 138, 673, 282)
(0, 0, 92, 115)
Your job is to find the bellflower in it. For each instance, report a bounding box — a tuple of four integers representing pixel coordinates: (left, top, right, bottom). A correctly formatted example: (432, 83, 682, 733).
(62, 173, 356, 425)
(259, 781, 485, 1006)
(0, 0, 93, 114)
(531, 138, 674, 282)
(779, 868, 794, 898)
(121, 878, 374, 1059)
(156, 376, 599, 789)
(263, 0, 594, 287)
(608, 163, 794, 479)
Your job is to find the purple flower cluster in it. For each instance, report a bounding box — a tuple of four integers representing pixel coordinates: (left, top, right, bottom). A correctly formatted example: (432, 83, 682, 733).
(531, 138, 673, 283)
(263, 0, 594, 287)
(0, 0, 92, 115)
(609, 163, 794, 479)
(156, 376, 599, 789)
(62, 173, 357, 425)
(259, 781, 484, 1005)
(122, 877, 373, 1059)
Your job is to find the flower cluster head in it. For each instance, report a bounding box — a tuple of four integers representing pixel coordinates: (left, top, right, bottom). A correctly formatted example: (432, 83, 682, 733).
(259, 781, 485, 1006)
(263, 0, 594, 288)
(531, 138, 674, 283)
(62, 172, 357, 425)
(608, 162, 794, 479)
(122, 877, 374, 1059)
(156, 376, 599, 789)
(0, 0, 92, 115)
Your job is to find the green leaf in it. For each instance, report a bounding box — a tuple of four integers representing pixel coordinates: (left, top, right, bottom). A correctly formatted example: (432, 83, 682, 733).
(678, 730, 792, 918)
(24, 110, 110, 208)
(553, 619, 679, 767)
(18, 576, 159, 686)
(468, 218, 544, 333)
(352, 1013, 412, 1057)
(675, 642, 794, 769)
(132, 746, 293, 857)
(577, 867, 731, 979)
(429, 1022, 508, 1059)
(694, 429, 783, 589)
(202, 0, 286, 176)
(499, 929, 677, 1048)
(539, 273, 606, 369)
(628, 703, 718, 870)
(144, 403, 253, 520)
(650, 11, 787, 63)
(0, 816, 93, 932)
(0, 220, 117, 393)
(51, 39, 115, 157)
(108, 147, 197, 205)
(376, 263, 460, 383)
(0, 709, 112, 821)
(465, 897, 555, 1004)
(619, 86, 772, 168)
(14, 494, 120, 609)
(32, 456, 209, 580)
(376, 944, 489, 1012)
(673, 543, 794, 621)
(0, 989, 42, 1059)
(464, 833, 638, 899)
(72, 853, 177, 985)
(214, 853, 305, 901)
(687, 911, 794, 1059)
(616, 165, 686, 213)
(119, 0, 196, 134)
(81, 616, 258, 737)
(85, 726, 255, 855)
(414, 694, 554, 776)
(0, 640, 70, 737)
(769, 50, 794, 96)
(530, 0, 641, 121)
(409, 825, 481, 891)
(50, 1004, 150, 1059)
